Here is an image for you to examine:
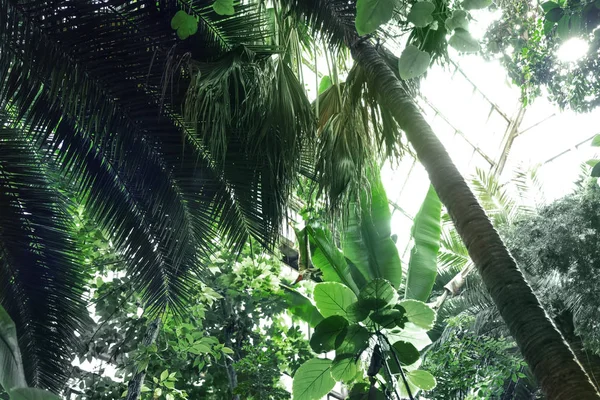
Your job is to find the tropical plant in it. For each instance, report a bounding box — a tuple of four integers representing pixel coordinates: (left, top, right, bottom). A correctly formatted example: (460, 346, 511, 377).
(287, 175, 442, 399)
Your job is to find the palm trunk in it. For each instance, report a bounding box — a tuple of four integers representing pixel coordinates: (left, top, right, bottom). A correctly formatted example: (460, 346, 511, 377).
(125, 318, 161, 400)
(348, 39, 599, 399)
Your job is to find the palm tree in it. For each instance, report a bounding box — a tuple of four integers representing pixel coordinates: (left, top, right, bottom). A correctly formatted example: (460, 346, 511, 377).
(0, 0, 312, 393)
(282, 1, 600, 398)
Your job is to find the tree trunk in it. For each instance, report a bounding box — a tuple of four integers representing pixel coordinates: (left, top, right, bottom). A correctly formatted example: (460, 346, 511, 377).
(125, 318, 160, 400)
(348, 39, 599, 399)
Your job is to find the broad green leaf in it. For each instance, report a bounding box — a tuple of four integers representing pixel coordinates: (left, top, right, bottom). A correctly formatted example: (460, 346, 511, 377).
(358, 278, 395, 311)
(407, 370, 436, 390)
(170, 10, 188, 29)
(346, 302, 370, 322)
(586, 159, 600, 167)
(399, 300, 436, 330)
(392, 341, 420, 365)
(387, 323, 432, 350)
(337, 325, 371, 355)
(543, 19, 556, 35)
(448, 28, 480, 53)
(541, 1, 560, 12)
(170, 11, 198, 40)
(308, 227, 359, 293)
(546, 7, 564, 23)
(398, 377, 420, 399)
(314, 282, 359, 320)
(592, 163, 600, 177)
(318, 76, 333, 94)
(462, 0, 492, 10)
(213, 0, 235, 16)
(9, 388, 61, 400)
(557, 15, 570, 38)
(293, 359, 336, 400)
(160, 369, 169, 381)
(331, 355, 359, 383)
(445, 10, 469, 32)
(343, 174, 402, 289)
(407, 2, 435, 27)
(369, 309, 407, 329)
(310, 316, 349, 353)
(283, 286, 324, 328)
(405, 185, 442, 302)
(348, 383, 386, 400)
(0, 305, 27, 391)
(398, 45, 431, 80)
(355, 0, 397, 36)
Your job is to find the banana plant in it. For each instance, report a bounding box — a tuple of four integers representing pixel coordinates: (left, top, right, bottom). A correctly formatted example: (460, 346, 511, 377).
(0, 305, 61, 400)
(286, 176, 442, 400)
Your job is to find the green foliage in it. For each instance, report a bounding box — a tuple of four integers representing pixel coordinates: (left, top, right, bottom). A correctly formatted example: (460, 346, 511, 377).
(407, 2, 436, 28)
(213, 0, 235, 16)
(398, 45, 431, 80)
(170, 11, 198, 40)
(423, 316, 526, 399)
(355, 0, 397, 35)
(290, 179, 438, 399)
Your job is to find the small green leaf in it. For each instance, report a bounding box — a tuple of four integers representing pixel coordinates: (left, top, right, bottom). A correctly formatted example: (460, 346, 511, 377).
(331, 354, 359, 383)
(392, 341, 420, 365)
(213, 0, 235, 15)
(592, 135, 600, 147)
(398, 45, 431, 80)
(369, 308, 407, 329)
(448, 28, 481, 53)
(222, 346, 234, 355)
(462, 0, 492, 10)
(358, 278, 395, 311)
(170, 10, 188, 29)
(399, 299, 436, 330)
(407, 370, 436, 390)
(160, 369, 169, 381)
(355, 0, 397, 35)
(541, 1, 560, 12)
(293, 359, 336, 400)
(592, 163, 600, 177)
(557, 14, 570, 38)
(318, 76, 333, 94)
(310, 316, 349, 353)
(445, 10, 469, 32)
(546, 7, 564, 23)
(407, 2, 435, 27)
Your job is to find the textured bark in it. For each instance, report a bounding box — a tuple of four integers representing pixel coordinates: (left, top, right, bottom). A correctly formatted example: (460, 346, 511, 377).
(125, 318, 160, 400)
(348, 39, 600, 399)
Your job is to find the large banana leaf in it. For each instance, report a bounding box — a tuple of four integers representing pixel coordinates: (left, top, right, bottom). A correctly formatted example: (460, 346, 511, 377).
(342, 174, 402, 289)
(405, 185, 442, 301)
(0, 306, 60, 399)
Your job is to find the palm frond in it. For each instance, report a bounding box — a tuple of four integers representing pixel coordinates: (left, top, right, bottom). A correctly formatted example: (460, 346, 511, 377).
(0, 113, 89, 391)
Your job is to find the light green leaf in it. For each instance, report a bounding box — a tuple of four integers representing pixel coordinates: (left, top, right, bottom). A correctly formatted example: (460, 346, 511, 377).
(445, 10, 469, 32)
(387, 323, 432, 350)
(318, 76, 333, 94)
(398, 45, 431, 80)
(293, 359, 336, 400)
(171, 11, 198, 40)
(399, 299, 436, 330)
(392, 341, 421, 366)
(9, 388, 61, 400)
(461, 0, 492, 10)
(314, 283, 359, 320)
(358, 278, 395, 311)
(405, 185, 442, 302)
(337, 325, 371, 355)
(448, 28, 481, 52)
(0, 305, 27, 391)
(283, 286, 324, 328)
(355, 0, 397, 35)
(310, 316, 349, 353)
(331, 355, 359, 383)
(407, 370, 436, 390)
(160, 369, 169, 381)
(308, 227, 360, 293)
(407, 2, 435, 27)
(213, 0, 235, 16)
